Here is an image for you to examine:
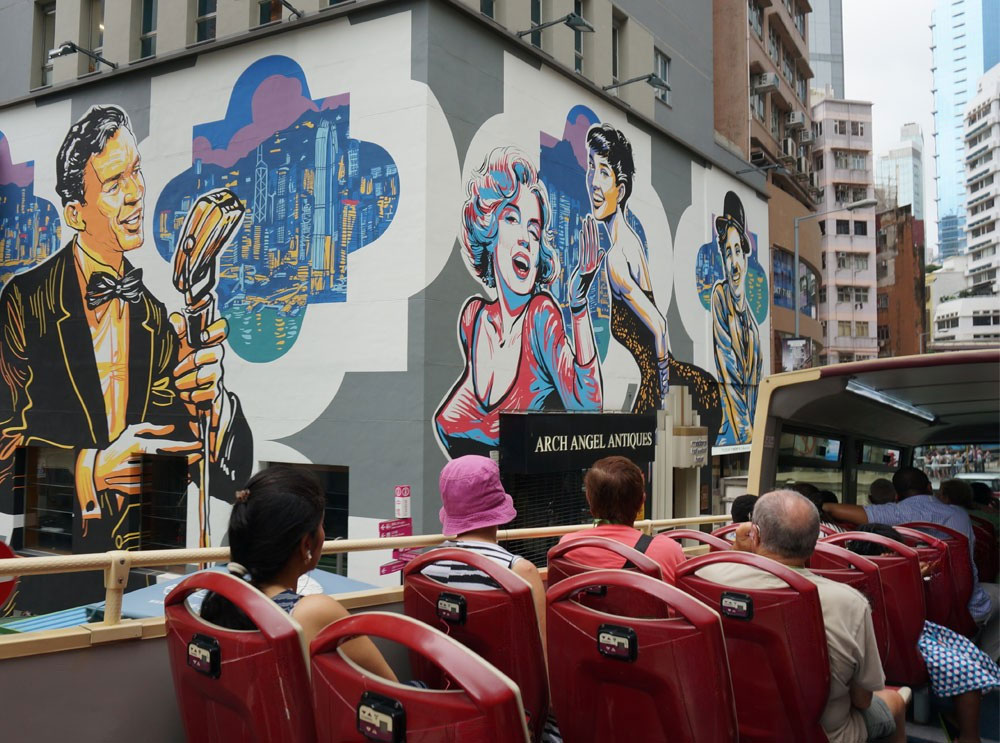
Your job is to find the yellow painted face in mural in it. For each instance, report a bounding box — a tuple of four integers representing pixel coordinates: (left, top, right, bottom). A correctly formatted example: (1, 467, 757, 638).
(67, 126, 145, 261)
(493, 188, 542, 296)
(723, 225, 748, 306)
(586, 151, 622, 221)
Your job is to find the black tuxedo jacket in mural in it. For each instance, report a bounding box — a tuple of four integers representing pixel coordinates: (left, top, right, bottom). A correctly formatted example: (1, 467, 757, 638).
(0, 242, 252, 520)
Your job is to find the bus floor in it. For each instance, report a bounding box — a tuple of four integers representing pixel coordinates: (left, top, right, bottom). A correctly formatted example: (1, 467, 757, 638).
(905, 689, 999, 743)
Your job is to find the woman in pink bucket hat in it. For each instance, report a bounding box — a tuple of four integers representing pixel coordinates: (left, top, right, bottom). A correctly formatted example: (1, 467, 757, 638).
(421, 456, 547, 653)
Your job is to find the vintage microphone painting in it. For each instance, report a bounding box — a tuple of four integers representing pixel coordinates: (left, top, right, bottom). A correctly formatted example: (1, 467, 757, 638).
(172, 188, 246, 547)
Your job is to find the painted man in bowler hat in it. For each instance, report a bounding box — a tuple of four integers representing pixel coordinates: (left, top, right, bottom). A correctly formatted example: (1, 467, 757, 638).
(712, 191, 761, 445)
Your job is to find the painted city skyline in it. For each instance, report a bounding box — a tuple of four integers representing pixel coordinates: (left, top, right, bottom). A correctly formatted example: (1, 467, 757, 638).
(154, 56, 400, 363)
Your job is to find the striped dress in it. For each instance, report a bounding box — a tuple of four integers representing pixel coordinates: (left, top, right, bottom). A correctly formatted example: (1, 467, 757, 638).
(419, 540, 522, 589)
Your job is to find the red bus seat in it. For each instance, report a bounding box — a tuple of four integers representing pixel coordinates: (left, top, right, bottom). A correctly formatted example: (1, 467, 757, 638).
(164, 571, 316, 743)
(403, 548, 547, 740)
(675, 552, 829, 743)
(971, 520, 998, 583)
(900, 521, 977, 636)
(311, 612, 530, 743)
(893, 526, 967, 635)
(547, 569, 738, 743)
(807, 541, 890, 665)
(659, 529, 732, 553)
(823, 531, 928, 686)
(710, 524, 740, 542)
(547, 537, 665, 618)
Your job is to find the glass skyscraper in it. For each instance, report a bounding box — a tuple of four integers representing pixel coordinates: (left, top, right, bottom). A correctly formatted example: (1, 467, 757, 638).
(931, 0, 999, 259)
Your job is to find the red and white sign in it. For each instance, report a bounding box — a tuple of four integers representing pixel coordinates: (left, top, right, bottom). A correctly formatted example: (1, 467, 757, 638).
(392, 547, 421, 562)
(394, 485, 412, 518)
(378, 518, 412, 538)
(379, 559, 408, 576)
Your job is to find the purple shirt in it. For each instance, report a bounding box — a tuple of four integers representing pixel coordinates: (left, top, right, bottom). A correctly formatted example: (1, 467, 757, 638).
(864, 495, 992, 623)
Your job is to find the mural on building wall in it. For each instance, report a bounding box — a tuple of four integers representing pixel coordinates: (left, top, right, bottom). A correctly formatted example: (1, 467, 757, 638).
(0, 106, 252, 554)
(0, 132, 61, 288)
(437, 106, 726, 455)
(154, 56, 401, 363)
(696, 192, 765, 445)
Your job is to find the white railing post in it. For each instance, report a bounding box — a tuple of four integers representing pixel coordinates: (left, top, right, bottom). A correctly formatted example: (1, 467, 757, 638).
(103, 551, 132, 626)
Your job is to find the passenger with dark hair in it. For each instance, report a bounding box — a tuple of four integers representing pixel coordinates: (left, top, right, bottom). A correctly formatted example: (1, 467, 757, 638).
(940, 479, 976, 510)
(868, 478, 896, 506)
(730, 493, 757, 523)
(557, 456, 685, 581)
(200, 466, 396, 680)
(821, 490, 839, 505)
(791, 482, 845, 532)
(968, 481, 999, 532)
(845, 524, 1000, 743)
(824, 466, 996, 635)
(700, 491, 906, 743)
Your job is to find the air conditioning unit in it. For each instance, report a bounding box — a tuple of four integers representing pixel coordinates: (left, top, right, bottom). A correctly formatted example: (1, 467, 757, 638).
(786, 111, 807, 129)
(752, 72, 780, 94)
(780, 138, 797, 161)
(799, 129, 815, 144)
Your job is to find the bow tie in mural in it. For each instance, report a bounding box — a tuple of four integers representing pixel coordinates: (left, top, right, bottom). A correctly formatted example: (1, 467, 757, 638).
(84, 268, 144, 309)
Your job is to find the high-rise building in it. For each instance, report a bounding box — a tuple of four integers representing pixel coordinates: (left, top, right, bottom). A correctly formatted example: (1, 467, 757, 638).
(311, 120, 330, 273)
(963, 65, 1000, 295)
(728, 0, 823, 371)
(875, 123, 925, 221)
(930, 0, 997, 259)
(808, 0, 845, 99)
(812, 97, 878, 364)
(875, 205, 926, 357)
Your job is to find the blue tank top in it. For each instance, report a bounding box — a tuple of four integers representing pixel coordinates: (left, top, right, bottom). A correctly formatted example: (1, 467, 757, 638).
(272, 589, 303, 614)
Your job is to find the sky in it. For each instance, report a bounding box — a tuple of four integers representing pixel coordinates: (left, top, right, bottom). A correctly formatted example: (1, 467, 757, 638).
(842, 0, 938, 251)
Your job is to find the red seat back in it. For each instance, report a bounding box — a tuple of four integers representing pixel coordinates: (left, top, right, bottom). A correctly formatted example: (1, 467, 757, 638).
(311, 612, 530, 743)
(807, 542, 890, 664)
(900, 521, 977, 635)
(164, 572, 316, 743)
(660, 529, 733, 553)
(547, 569, 738, 743)
(675, 552, 829, 743)
(971, 520, 998, 583)
(403, 549, 547, 740)
(822, 531, 928, 685)
(710, 524, 741, 542)
(547, 537, 665, 618)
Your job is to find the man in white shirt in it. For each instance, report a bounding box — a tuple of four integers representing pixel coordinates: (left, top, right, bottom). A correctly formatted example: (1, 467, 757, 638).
(700, 491, 906, 743)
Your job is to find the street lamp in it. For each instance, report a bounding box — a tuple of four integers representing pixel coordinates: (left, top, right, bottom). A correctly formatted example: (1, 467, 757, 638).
(603, 72, 670, 93)
(48, 41, 117, 70)
(793, 197, 877, 336)
(517, 12, 594, 37)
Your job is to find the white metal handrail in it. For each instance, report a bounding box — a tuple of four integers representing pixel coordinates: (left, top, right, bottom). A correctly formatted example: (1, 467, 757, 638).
(0, 514, 731, 626)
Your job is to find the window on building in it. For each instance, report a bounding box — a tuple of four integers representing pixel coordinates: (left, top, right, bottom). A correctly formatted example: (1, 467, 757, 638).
(854, 253, 869, 270)
(851, 153, 866, 170)
(796, 74, 807, 102)
(835, 185, 851, 204)
(813, 154, 824, 171)
(833, 150, 849, 169)
(748, 0, 763, 37)
(771, 103, 782, 140)
(855, 321, 869, 337)
(481, 0, 495, 17)
(834, 119, 847, 135)
(270, 463, 351, 576)
(573, 0, 585, 73)
(818, 220, 826, 236)
(836, 285, 852, 303)
(654, 49, 671, 104)
(836, 219, 850, 235)
(851, 120, 864, 136)
(814, 121, 823, 137)
(257, 0, 281, 25)
(836, 251, 849, 269)
(23, 447, 76, 553)
(854, 220, 868, 236)
(196, 0, 217, 42)
(821, 252, 827, 269)
(611, 18, 621, 85)
(140, 455, 189, 564)
(768, 25, 780, 62)
(782, 48, 795, 82)
(819, 286, 827, 304)
(38, 2, 56, 87)
(851, 187, 868, 203)
(86, 0, 105, 73)
(877, 324, 889, 340)
(838, 320, 852, 337)
(855, 287, 869, 304)
(793, 3, 805, 35)
(138, 0, 157, 59)
(530, 0, 543, 48)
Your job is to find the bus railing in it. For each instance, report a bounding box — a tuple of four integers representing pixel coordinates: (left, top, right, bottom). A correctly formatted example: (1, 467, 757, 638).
(0, 514, 731, 628)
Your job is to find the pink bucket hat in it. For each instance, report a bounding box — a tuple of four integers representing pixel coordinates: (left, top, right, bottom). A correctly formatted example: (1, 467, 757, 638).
(439, 456, 517, 536)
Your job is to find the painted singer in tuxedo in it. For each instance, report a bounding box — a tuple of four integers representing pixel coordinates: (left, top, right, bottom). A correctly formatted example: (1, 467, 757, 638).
(0, 105, 252, 550)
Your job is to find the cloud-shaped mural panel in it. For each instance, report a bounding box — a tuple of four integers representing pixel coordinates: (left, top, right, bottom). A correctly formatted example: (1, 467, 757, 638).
(0, 131, 61, 289)
(153, 56, 400, 363)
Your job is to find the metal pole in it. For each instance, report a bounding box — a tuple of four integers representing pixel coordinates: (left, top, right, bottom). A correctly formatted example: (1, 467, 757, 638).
(794, 217, 801, 337)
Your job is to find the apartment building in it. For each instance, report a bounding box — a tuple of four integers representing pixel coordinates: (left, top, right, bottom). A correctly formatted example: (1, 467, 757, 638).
(719, 0, 822, 372)
(812, 96, 878, 364)
(876, 205, 925, 358)
(964, 65, 1000, 295)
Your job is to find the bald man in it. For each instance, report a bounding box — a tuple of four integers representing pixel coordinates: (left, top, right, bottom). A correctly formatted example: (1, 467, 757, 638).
(700, 491, 906, 743)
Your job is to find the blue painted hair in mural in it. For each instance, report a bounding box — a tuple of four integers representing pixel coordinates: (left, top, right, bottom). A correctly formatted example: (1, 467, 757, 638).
(586, 124, 635, 208)
(462, 147, 559, 289)
(56, 105, 131, 207)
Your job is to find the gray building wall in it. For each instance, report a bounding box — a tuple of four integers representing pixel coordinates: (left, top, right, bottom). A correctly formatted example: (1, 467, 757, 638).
(0, 0, 37, 104)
